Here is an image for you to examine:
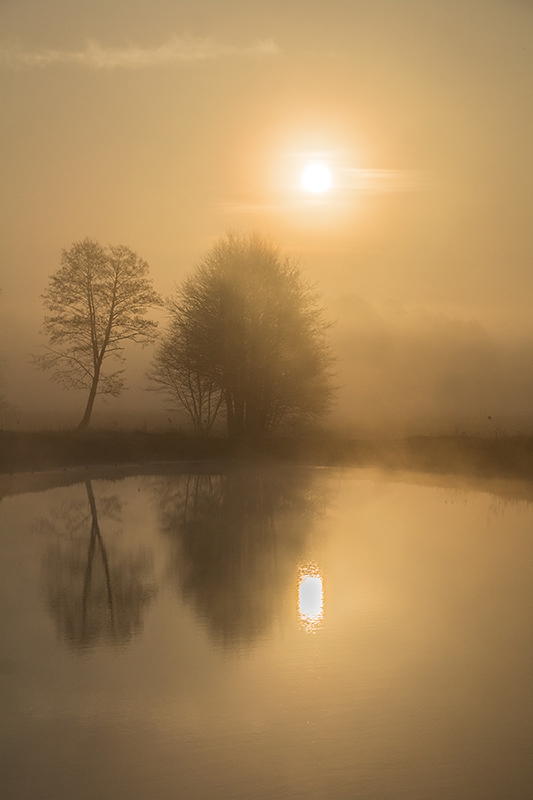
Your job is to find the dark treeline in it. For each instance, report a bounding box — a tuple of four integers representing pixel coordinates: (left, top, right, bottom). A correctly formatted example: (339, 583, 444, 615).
(1, 429, 532, 482)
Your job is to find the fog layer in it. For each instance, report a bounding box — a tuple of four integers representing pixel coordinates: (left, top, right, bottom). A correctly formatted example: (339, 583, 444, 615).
(1, 0, 532, 433)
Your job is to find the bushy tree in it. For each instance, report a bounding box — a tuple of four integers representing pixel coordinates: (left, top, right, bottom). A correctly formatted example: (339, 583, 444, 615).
(147, 298, 224, 435)
(150, 232, 334, 438)
(33, 238, 162, 429)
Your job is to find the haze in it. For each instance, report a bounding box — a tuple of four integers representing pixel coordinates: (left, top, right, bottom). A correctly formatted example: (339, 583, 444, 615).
(1, 0, 532, 435)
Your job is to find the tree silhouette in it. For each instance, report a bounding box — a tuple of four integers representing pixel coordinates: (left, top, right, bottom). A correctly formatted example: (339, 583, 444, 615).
(42, 479, 157, 649)
(33, 238, 162, 429)
(149, 232, 334, 438)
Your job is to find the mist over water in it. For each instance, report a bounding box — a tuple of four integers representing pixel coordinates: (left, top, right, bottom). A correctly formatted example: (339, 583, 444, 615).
(2, 465, 533, 799)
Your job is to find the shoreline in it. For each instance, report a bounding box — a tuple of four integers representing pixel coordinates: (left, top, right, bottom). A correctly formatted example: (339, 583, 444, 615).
(1, 429, 532, 483)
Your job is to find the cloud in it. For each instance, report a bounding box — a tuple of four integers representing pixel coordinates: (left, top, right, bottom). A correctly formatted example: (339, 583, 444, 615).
(1, 35, 279, 69)
(345, 168, 426, 194)
(282, 152, 426, 195)
(217, 168, 427, 216)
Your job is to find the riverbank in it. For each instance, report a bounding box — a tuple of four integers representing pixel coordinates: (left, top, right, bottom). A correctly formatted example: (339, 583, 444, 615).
(1, 430, 532, 481)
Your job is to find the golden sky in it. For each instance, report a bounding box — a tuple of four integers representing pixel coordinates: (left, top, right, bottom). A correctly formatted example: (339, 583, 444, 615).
(1, 0, 533, 429)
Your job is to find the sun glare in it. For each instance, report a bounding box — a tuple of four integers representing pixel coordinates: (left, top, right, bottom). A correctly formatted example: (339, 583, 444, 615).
(298, 563, 324, 632)
(300, 162, 333, 194)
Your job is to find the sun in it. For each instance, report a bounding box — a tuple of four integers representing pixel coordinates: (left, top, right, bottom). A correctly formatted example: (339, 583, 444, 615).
(300, 162, 333, 194)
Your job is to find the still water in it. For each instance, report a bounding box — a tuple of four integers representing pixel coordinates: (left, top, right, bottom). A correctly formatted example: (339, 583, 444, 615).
(1, 464, 533, 799)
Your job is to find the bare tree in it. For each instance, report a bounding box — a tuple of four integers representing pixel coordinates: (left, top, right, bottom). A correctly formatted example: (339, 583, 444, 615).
(149, 232, 335, 438)
(33, 238, 162, 429)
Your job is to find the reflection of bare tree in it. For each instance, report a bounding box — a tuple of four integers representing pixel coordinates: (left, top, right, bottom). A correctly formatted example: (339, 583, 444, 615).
(155, 466, 324, 649)
(42, 479, 157, 650)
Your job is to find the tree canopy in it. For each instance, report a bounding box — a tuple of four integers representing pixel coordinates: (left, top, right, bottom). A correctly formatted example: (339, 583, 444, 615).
(33, 238, 161, 429)
(150, 232, 334, 438)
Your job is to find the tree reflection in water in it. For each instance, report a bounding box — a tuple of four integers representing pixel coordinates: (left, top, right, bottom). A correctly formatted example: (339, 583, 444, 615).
(42, 479, 157, 650)
(154, 466, 324, 649)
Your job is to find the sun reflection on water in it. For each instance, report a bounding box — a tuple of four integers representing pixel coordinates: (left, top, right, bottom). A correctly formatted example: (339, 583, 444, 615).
(297, 562, 324, 633)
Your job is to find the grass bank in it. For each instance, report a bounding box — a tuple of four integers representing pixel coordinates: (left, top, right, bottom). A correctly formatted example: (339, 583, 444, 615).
(1, 430, 532, 481)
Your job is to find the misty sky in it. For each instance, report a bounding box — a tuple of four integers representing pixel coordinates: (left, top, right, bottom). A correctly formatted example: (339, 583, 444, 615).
(1, 0, 532, 432)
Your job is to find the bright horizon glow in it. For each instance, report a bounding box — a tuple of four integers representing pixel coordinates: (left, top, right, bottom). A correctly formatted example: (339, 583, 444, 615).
(300, 162, 333, 194)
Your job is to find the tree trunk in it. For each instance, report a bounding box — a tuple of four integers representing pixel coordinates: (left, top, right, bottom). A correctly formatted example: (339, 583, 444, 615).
(78, 371, 99, 430)
(226, 393, 236, 439)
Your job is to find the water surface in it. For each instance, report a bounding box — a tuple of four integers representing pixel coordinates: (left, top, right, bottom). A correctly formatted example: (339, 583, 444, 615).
(1, 465, 533, 799)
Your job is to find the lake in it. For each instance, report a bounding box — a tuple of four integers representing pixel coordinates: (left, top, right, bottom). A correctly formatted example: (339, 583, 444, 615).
(1, 464, 533, 799)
